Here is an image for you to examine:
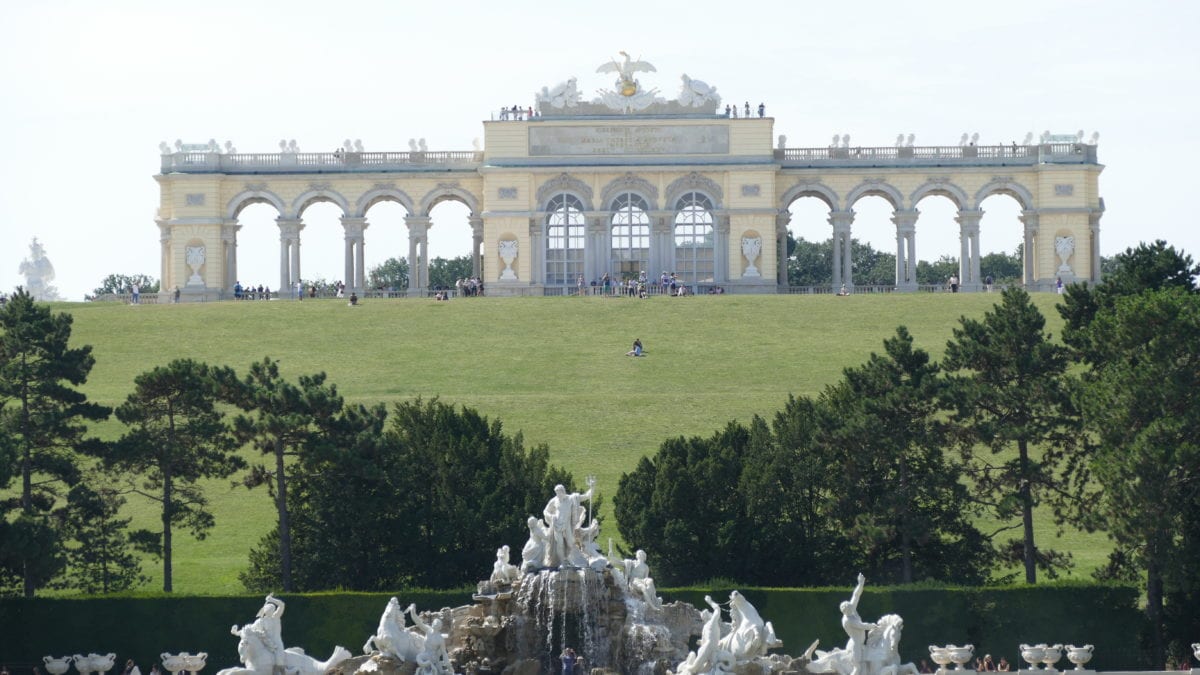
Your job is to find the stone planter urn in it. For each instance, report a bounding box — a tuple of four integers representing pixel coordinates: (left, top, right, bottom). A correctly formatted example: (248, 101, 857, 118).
(1041, 644, 1063, 671)
(43, 657, 73, 675)
(947, 644, 974, 670)
(74, 654, 115, 675)
(929, 646, 953, 673)
(1020, 644, 1046, 671)
(160, 653, 188, 675)
(1064, 645, 1093, 670)
(181, 653, 207, 675)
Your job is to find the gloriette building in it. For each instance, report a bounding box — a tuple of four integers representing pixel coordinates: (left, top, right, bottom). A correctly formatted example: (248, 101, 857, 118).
(154, 54, 1103, 299)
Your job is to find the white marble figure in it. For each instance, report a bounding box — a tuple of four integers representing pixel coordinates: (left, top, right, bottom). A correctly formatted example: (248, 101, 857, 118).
(677, 74, 720, 108)
(185, 245, 206, 287)
(408, 606, 452, 675)
(408, 139, 418, 152)
(216, 594, 351, 675)
(778, 135, 788, 150)
(863, 616, 917, 675)
(741, 237, 762, 277)
(1055, 235, 1075, 274)
(498, 240, 518, 280)
(808, 574, 877, 675)
(542, 482, 594, 567)
(575, 515, 610, 571)
(623, 550, 663, 610)
(19, 237, 60, 301)
(43, 657, 73, 675)
(490, 545, 521, 585)
(718, 591, 782, 663)
(536, 78, 582, 109)
(674, 595, 735, 675)
(363, 597, 423, 662)
(159, 141, 173, 155)
(520, 515, 550, 572)
(418, 138, 428, 153)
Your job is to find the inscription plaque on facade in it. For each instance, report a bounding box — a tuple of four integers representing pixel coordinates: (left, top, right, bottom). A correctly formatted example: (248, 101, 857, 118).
(1054, 184, 1074, 196)
(529, 125, 730, 156)
(186, 193, 206, 206)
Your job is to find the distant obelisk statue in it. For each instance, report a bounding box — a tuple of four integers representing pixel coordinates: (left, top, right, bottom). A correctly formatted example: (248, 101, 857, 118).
(19, 237, 60, 301)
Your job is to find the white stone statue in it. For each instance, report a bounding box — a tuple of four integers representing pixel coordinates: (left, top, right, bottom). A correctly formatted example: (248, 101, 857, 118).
(808, 574, 877, 675)
(677, 74, 720, 108)
(408, 606, 452, 675)
(19, 237, 60, 301)
(595, 51, 660, 112)
(674, 595, 734, 675)
(185, 245, 206, 287)
(520, 515, 550, 572)
(408, 139, 418, 152)
(778, 135, 788, 150)
(741, 236, 762, 277)
(159, 141, 173, 155)
(1055, 235, 1075, 274)
(1023, 132, 1035, 145)
(536, 77, 582, 109)
(863, 616, 917, 675)
(622, 550, 663, 610)
(498, 239, 518, 280)
(216, 594, 351, 675)
(363, 597, 423, 662)
(418, 138, 427, 153)
(542, 482, 593, 567)
(718, 591, 782, 663)
(490, 544, 520, 585)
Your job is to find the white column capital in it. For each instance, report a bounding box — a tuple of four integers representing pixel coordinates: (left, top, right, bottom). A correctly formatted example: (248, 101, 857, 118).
(405, 215, 431, 237)
(1019, 209, 1041, 231)
(828, 210, 855, 232)
(341, 216, 369, 238)
(776, 211, 792, 234)
(955, 209, 984, 231)
(276, 217, 304, 238)
(891, 208, 919, 232)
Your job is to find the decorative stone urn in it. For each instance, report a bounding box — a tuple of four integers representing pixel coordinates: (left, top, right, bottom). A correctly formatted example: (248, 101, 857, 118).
(1041, 644, 1063, 671)
(497, 240, 518, 281)
(43, 657, 73, 675)
(929, 646, 954, 673)
(1193, 642, 1200, 663)
(1020, 644, 1046, 671)
(741, 236, 762, 277)
(947, 644, 974, 670)
(74, 654, 116, 675)
(181, 652, 207, 675)
(160, 653, 188, 675)
(1064, 645, 1093, 670)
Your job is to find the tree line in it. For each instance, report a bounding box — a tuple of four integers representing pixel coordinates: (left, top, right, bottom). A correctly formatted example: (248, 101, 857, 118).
(3, 240, 1197, 665)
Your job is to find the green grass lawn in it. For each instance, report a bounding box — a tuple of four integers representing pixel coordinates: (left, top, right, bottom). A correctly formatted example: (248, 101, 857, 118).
(47, 292, 1110, 593)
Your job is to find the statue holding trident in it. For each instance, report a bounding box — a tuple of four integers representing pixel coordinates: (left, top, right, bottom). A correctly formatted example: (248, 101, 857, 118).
(808, 574, 877, 675)
(542, 478, 594, 567)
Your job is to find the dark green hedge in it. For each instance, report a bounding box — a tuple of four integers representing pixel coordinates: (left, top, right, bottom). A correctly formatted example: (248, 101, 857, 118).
(0, 585, 1144, 673)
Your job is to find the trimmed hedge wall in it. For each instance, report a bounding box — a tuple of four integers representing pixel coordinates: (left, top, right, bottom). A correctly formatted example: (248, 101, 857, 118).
(0, 585, 1145, 673)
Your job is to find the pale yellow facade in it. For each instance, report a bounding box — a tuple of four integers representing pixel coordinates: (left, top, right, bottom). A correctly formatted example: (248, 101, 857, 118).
(155, 114, 1102, 298)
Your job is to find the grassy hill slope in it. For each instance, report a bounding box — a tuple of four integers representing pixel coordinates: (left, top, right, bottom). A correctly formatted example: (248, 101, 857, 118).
(53, 293, 1108, 593)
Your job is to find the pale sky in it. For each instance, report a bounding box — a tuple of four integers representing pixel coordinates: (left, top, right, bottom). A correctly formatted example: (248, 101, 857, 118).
(2, 0, 1197, 299)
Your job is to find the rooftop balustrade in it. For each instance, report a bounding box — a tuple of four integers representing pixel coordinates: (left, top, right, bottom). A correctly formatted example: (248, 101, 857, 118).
(778, 142, 1097, 168)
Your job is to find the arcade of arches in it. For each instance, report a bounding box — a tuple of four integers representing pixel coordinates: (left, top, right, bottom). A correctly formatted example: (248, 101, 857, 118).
(155, 109, 1102, 300)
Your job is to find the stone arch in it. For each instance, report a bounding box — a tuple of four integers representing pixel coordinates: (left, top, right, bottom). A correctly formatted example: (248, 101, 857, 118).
(780, 181, 840, 212)
(974, 178, 1034, 211)
(354, 185, 416, 217)
(418, 182, 480, 216)
(600, 172, 659, 211)
(665, 172, 724, 209)
(909, 178, 970, 211)
(292, 186, 351, 217)
(536, 173, 594, 211)
(845, 179, 905, 210)
(226, 188, 287, 219)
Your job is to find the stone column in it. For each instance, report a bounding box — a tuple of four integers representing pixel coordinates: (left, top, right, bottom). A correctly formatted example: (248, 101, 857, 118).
(714, 215, 730, 284)
(776, 211, 791, 287)
(1089, 211, 1102, 283)
(1019, 210, 1039, 287)
(956, 209, 984, 291)
(469, 216, 484, 278)
(829, 210, 855, 289)
(157, 220, 171, 293)
(528, 217, 543, 284)
(341, 217, 368, 293)
(652, 214, 673, 279)
(405, 215, 431, 292)
(891, 209, 919, 290)
(585, 215, 608, 285)
(276, 217, 304, 292)
(221, 220, 240, 294)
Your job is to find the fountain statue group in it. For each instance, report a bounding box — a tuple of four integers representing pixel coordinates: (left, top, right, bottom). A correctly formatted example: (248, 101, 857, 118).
(214, 482, 918, 675)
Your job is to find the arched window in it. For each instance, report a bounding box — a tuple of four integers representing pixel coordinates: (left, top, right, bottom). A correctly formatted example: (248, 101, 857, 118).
(674, 192, 715, 282)
(610, 193, 650, 280)
(546, 194, 585, 285)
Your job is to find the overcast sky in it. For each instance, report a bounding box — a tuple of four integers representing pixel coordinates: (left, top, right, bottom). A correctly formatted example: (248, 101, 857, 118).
(2, 0, 1197, 299)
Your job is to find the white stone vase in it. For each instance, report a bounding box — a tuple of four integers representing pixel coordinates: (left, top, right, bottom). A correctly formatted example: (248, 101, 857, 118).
(160, 653, 188, 675)
(929, 646, 953, 674)
(741, 236, 761, 277)
(947, 644, 974, 670)
(1064, 645, 1093, 670)
(182, 652, 207, 675)
(498, 239, 518, 281)
(1020, 644, 1046, 670)
(44, 657, 73, 675)
(185, 246, 206, 287)
(1041, 644, 1063, 671)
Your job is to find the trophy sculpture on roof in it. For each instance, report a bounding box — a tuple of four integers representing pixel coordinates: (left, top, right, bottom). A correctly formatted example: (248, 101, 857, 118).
(535, 52, 721, 115)
(596, 51, 662, 112)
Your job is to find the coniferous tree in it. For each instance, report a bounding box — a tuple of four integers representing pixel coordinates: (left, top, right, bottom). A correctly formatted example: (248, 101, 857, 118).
(0, 288, 110, 596)
(942, 287, 1080, 583)
(58, 483, 148, 593)
(108, 359, 244, 592)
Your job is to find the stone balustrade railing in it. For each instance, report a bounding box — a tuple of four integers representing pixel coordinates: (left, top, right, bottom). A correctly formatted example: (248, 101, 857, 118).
(778, 143, 1097, 167)
(161, 150, 484, 174)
